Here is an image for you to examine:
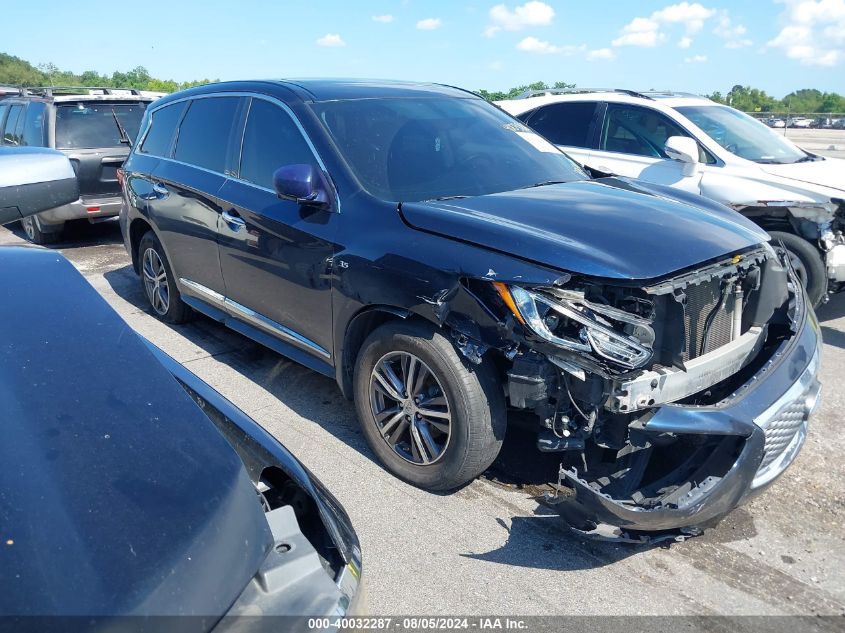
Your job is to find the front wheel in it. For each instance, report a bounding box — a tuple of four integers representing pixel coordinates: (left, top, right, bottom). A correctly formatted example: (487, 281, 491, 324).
(769, 231, 827, 309)
(354, 320, 506, 491)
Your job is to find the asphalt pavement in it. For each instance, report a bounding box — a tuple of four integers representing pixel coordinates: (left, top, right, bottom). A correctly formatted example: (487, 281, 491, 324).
(2, 135, 843, 618)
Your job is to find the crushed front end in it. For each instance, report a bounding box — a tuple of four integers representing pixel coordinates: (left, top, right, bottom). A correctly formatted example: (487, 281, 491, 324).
(486, 245, 822, 541)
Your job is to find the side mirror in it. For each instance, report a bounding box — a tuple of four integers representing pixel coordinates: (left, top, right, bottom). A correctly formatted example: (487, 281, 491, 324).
(0, 147, 79, 226)
(664, 136, 700, 164)
(272, 164, 331, 208)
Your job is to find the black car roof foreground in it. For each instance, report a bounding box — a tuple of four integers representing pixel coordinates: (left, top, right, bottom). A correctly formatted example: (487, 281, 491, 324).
(0, 245, 360, 620)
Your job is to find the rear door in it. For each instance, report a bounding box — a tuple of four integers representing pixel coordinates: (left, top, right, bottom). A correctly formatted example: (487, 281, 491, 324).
(149, 96, 244, 298)
(216, 96, 337, 361)
(520, 101, 599, 167)
(589, 103, 703, 193)
(54, 101, 148, 199)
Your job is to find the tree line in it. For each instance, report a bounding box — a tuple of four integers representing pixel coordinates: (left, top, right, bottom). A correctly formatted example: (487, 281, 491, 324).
(0, 53, 214, 93)
(2, 54, 842, 113)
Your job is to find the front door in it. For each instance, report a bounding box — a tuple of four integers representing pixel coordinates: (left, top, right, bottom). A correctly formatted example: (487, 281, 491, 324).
(589, 103, 704, 194)
(217, 97, 337, 361)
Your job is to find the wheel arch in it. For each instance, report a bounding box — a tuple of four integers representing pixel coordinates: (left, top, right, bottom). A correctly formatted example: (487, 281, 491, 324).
(337, 305, 414, 399)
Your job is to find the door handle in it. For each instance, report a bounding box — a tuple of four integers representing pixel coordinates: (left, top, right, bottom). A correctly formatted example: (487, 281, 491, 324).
(222, 209, 246, 230)
(152, 182, 169, 197)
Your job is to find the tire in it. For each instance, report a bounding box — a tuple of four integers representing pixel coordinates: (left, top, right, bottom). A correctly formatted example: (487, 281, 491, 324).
(21, 215, 61, 245)
(354, 320, 506, 491)
(769, 231, 827, 309)
(138, 231, 193, 324)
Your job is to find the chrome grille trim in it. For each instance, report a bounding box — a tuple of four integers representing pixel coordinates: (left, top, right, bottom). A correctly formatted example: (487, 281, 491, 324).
(751, 346, 821, 489)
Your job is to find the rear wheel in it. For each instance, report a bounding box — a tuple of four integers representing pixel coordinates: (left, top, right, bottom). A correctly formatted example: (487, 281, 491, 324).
(769, 231, 827, 308)
(21, 216, 61, 245)
(354, 320, 506, 491)
(138, 231, 192, 323)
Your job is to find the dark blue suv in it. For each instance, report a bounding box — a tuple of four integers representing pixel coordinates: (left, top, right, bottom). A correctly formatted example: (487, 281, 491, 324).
(120, 80, 821, 541)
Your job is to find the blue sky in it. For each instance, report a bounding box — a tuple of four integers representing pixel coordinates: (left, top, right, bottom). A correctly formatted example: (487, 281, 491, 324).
(5, 1, 844, 96)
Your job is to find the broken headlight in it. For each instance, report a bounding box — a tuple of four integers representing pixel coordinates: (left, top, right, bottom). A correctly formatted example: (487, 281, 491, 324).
(496, 284, 654, 369)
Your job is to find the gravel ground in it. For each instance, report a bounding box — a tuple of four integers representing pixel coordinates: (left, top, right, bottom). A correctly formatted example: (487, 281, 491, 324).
(2, 140, 843, 619)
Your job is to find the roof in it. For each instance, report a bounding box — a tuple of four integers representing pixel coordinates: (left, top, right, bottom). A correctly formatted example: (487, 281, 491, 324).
(496, 90, 715, 115)
(153, 78, 480, 106)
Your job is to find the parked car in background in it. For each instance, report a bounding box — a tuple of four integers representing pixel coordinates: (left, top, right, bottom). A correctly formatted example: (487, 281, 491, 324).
(120, 80, 820, 541)
(0, 146, 363, 624)
(765, 117, 786, 129)
(787, 117, 813, 128)
(0, 86, 153, 244)
(811, 117, 836, 129)
(498, 89, 845, 308)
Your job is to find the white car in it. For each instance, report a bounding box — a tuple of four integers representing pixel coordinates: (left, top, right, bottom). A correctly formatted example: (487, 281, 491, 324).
(497, 90, 845, 307)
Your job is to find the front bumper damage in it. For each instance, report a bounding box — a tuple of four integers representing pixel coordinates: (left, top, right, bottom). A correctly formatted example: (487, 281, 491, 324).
(552, 289, 821, 543)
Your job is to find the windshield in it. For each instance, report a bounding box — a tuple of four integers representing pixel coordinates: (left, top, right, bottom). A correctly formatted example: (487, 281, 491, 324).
(55, 102, 147, 149)
(311, 97, 588, 202)
(676, 105, 807, 164)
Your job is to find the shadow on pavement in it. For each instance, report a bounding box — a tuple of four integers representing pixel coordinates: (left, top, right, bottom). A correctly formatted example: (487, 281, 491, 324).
(6, 218, 123, 249)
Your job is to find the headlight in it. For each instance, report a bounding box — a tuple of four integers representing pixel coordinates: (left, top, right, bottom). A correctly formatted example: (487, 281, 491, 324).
(494, 283, 654, 369)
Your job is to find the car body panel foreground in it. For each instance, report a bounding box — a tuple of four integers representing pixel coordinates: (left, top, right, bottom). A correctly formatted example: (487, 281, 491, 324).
(120, 79, 821, 539)
(0, 245, 361, 624)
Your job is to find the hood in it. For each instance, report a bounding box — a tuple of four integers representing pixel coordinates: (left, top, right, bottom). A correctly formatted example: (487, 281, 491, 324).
(0, 247, 271, 617)
(399, 178, 769, 280)
(757, 156, 845, 195)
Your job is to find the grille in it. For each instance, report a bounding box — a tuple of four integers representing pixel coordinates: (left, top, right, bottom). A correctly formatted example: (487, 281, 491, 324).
(682, 278, 734, 361)
(760, 400, 807, 471)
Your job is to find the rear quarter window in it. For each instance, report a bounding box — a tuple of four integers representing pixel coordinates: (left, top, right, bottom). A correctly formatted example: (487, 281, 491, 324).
(139, 102, 188, 157)
(21, 102, 47, 146)
(3, 105, 24, 145)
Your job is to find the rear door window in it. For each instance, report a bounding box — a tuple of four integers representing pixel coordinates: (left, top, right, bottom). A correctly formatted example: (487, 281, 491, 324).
(524, 102, 598, 148)
(239, 98, 317, 189)
(21, 102, 47, 146)
(55, 102, 148, 149)
(139, 101, 187, 157)
(174, 97, 240, 174)
(3, 105, 23, 145)
(0, 104, 9, 136)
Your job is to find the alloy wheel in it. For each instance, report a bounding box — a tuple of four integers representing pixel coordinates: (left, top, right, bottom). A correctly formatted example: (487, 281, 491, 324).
(142, 247, 170, 315)
(22, 217, 35, 240)
(369, 351, 452, 465)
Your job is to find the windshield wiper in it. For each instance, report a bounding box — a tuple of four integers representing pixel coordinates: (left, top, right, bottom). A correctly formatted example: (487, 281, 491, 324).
(518, 180, 569, 190)
(428, 195, 469, 201)
(794, 154, 822, 163)
(111, 108, 133, 148)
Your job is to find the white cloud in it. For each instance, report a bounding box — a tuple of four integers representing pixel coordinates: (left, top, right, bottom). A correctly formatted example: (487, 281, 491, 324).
(684, 54, 708, 62)
(652, 2, 715, 33)
(516, 36, 585, 55)
(767, 0, 845, 66)
(678, 36, 692, 48)
(612, 17, 664, 47)
(484, 1, 554, 37)
(416, 17, 442, 30)
(612, 2, 716, 47)
(587, 48, 616, 61)
(316, 33, 346, 47)
(713, 13, 752, 48)
(372, 14, 394, 23)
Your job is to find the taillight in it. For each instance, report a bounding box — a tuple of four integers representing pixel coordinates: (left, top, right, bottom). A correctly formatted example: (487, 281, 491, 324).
(86, 206, 101, 214)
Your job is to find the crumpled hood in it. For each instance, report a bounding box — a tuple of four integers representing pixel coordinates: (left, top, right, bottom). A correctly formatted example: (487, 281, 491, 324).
(399, 178, 769, 280)
(757, 156, 845, 194)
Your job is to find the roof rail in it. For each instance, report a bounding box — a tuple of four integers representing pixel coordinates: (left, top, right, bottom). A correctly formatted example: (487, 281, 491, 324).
(515, 88, 652, 100)
(15, 86, 144, 97)
(637, 90, 704, 99)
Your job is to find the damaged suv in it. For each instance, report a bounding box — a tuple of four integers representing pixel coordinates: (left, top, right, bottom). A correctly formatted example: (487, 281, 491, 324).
(120, 80, 821, 539)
